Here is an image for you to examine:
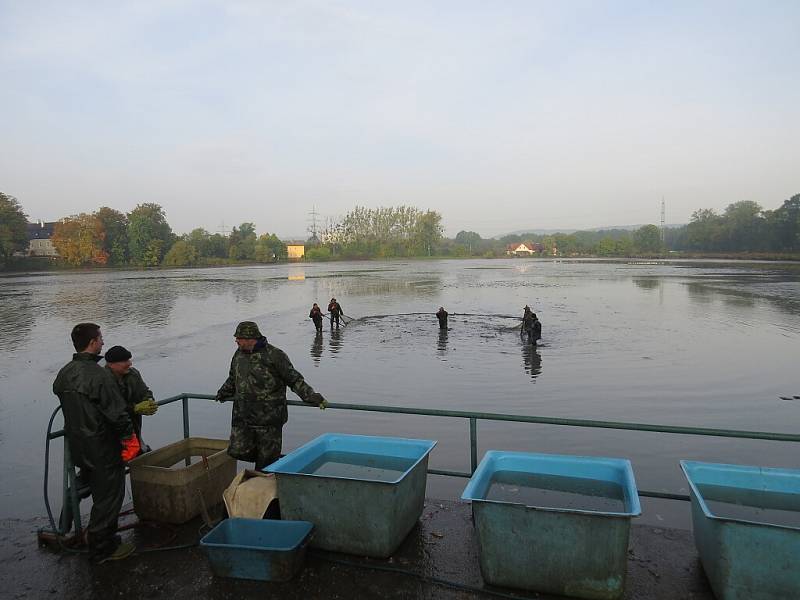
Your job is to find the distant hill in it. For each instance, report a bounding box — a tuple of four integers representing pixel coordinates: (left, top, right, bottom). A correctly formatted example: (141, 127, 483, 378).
(496, 224, 685, 238)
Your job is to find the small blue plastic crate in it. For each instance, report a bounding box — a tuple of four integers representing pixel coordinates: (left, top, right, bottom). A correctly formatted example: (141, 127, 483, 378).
(200, 518, 313, 581)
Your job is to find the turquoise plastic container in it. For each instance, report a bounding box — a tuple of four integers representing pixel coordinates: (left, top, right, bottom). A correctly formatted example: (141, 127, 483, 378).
(265, 433, 437, 557)
(681, 460, 800, 600)
(200, 518, 313, 581)
(462, 451, 641, 599)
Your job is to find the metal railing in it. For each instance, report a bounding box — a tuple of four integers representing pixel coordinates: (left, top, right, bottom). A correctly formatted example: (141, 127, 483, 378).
(160, 393, 800, 503)
(46, 392, 800, 537)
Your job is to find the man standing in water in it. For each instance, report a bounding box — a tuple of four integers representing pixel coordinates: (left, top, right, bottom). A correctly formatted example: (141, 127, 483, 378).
(215, 321, 328, 470)
(327, 297, 343, 326)
(309, 303, 324, 332)
(531, 312, 542, 345)
(53, 323, 140, 563)
(104, 345, 158, 454)
(436, 307, 448, 329)
(522, 306, 535, 342)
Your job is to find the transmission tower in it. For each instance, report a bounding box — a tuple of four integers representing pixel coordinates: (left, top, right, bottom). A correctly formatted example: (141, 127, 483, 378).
(660, 197, 665, 242)
(217, 220, 231, 236)
(307, 205, 320, 241)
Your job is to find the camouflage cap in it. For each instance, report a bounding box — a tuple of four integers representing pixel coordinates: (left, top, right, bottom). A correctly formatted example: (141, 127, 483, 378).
(234, 321, 262, 339)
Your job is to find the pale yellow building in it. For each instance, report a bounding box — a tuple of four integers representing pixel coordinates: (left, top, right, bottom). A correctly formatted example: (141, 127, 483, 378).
(286, 243, 305, 260)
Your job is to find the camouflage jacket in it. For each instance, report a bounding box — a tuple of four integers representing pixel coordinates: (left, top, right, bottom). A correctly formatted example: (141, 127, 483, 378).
(106, 365, 153, 437)
(216, 338, 317, 426)
(53, 353, 133, 470)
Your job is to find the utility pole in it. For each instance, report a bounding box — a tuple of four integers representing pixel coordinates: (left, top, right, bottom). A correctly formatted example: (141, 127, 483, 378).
(307, 205, 319, 242)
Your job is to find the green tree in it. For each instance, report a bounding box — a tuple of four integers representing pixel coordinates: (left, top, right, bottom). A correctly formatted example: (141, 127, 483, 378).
(633, 224, 663, 253)
(163, 239, 199, 266)
(51, 213, 108, 266)
(765, 194, 800, 252)
(128, 203, 173, 266)
(455, 230, 482, 254)
(414, 210, 443, 256)
(95, 206, 128, 265)
(723, 200, 764, 251)
(0, 192, 29, 262)
(686, 209, 724, 251)
(254, 233, 286, 262)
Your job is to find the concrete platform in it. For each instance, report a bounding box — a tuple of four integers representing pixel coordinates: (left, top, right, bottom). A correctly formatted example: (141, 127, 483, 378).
(1, 500, 714, 600)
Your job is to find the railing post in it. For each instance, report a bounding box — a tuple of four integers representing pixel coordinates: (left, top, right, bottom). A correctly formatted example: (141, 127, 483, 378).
(469, 417, 478, 474)
(182, 395, 190, 439)
(64, 443, 82, 534)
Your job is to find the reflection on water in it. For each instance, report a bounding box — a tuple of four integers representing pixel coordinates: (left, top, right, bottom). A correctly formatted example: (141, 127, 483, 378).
(0, 289, 33, 352)
(437, 329, 448, 356)
(310, 332, 323, 365)
(634, 277, 661, 291)
(328, 327, 343, 354)
(521, 343, 542, 380)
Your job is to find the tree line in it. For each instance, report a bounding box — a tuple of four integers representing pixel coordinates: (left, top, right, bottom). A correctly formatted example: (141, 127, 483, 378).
(2, 191, 798, 268)
(0, 193, 286, 267)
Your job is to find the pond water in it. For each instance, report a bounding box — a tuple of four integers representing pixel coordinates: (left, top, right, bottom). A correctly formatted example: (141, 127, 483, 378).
(1, 258, 799, 526)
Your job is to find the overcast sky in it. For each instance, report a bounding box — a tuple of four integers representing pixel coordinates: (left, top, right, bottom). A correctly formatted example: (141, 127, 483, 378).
(1, 1, 798, 238)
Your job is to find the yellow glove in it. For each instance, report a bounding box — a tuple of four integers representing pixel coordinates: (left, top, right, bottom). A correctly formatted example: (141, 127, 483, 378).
(307, 392, 327, 410)
(134, 398, 158, 416)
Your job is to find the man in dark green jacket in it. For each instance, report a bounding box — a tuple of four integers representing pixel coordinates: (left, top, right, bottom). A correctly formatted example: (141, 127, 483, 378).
(53, 323, 140, 563)
(104, 345, 158, 453)
(215, 321, 327, 470)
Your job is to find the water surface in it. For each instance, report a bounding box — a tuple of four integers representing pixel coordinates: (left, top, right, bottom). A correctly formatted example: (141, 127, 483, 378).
(1, 258, 799, 525)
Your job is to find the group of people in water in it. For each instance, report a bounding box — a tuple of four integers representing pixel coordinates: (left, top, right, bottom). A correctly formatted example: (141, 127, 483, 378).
(311, 300, 542, 345)
(309, 298, 344, 332)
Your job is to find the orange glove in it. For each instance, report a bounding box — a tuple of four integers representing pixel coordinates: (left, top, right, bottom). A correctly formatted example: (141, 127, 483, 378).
(121, 435, 141, 462)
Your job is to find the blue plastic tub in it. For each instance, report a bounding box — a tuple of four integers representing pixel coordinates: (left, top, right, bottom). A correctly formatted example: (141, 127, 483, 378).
(266, 433, 437, 557)
(462, 451, 641, 599)
(681, 460, 800, 600)
(200, 518, 313, 581)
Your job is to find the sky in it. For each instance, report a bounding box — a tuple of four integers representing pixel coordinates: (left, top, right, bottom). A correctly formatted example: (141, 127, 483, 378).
(1, 1, 798, 238)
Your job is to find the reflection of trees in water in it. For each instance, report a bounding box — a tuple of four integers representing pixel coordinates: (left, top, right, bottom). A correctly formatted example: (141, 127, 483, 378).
(437, 329, 448, 356)
(521, 343, 542, 381)
(685, 281, 756, 309)
(633, 278, 661, 291)
(310, 332, 323, 365)
(0, 290, 34, 351)
(308, 274, 443, 300)
(53, 278, 178, 330)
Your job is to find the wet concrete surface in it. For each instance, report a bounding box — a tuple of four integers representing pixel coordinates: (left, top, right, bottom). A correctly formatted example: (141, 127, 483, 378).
(1, 499, 714, 600)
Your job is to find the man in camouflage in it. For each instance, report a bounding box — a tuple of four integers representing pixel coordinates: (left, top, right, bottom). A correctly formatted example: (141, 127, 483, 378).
(215, 321, 328, 470)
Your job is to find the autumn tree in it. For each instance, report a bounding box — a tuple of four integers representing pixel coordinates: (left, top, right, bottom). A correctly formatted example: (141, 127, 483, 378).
(51, 213, 108, 266)
(0, 192, 29, 262)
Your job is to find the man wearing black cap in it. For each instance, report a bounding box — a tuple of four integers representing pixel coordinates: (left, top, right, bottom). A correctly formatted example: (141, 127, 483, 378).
(53, 323, 139, 563)
(327, 298, 343, 327)
(215, 321, 328, 470)
(105, 346, 158, 454)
